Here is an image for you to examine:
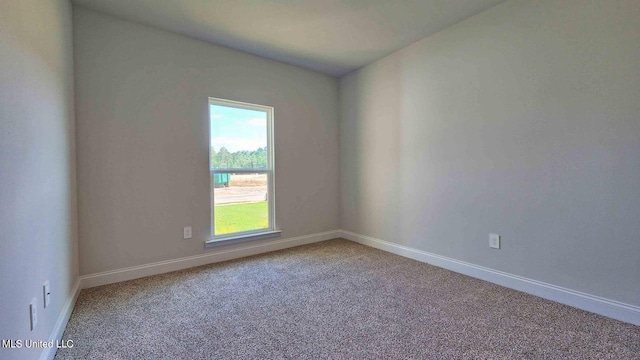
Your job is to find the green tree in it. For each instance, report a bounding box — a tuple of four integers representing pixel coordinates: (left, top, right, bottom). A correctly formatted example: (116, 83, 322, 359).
(210, 147, 217, 168)
(218, 147, 231, 168)
(210, 146, 267, 169)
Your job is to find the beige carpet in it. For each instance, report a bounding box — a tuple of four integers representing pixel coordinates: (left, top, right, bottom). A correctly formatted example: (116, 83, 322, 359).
(56, 239, 639, 359)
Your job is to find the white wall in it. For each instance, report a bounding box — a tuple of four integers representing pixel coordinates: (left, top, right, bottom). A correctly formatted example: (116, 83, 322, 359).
(73, 8, 340, 275)
(340, 0, 640, 307)
(0, 1, 78, 359)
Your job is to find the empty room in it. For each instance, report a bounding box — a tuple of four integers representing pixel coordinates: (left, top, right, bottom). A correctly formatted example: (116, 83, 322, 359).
(1, 0, 639, 359)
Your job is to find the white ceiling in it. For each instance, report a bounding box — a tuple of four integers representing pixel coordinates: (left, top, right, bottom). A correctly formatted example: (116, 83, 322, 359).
(72, 0, 506, 77)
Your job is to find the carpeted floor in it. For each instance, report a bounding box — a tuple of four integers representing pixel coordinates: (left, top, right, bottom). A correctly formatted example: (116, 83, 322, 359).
(56, 239, 639, 359)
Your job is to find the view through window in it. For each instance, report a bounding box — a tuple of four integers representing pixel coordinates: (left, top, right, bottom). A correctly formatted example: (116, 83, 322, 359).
(209, 98, 275, 238)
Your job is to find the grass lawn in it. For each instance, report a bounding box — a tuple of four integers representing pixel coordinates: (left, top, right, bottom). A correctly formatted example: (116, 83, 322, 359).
(215, 201, 268, 235)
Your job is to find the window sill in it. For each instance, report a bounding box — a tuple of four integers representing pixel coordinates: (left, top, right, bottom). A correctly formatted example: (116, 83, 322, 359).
(204, 230, 282, 248)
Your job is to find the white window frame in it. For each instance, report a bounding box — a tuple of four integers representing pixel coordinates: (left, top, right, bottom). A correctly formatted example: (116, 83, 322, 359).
(206, 97, 279, 247)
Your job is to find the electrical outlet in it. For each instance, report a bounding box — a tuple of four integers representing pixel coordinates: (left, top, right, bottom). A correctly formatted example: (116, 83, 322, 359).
(43, 281, 51, 308)
(489, 233, 500, 249)
(183, 226, 192, 239)
(29, 298, 37, 330)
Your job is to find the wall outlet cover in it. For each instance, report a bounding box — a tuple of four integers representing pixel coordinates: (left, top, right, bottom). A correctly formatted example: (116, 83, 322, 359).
(30, 298, 37, 330)
(43, 281, 51, 308)
(490, 233, 500, 249)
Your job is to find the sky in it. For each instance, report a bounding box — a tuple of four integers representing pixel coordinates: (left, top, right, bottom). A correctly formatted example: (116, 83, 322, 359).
(210, 104, 267, 153)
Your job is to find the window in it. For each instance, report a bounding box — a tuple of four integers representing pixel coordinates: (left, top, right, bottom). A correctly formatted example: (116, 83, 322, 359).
(208, 97, 278, 244)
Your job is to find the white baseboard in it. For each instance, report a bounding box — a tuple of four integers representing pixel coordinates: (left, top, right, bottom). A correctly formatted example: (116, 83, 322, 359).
(80, 230, 340, 289)
(339, 229, 640, 326)
(40, 278, 81, 360)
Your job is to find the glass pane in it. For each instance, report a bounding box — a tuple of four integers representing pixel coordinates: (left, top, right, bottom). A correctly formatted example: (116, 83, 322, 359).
(213, 172, 269, 235)
(210, 104, 268, 170)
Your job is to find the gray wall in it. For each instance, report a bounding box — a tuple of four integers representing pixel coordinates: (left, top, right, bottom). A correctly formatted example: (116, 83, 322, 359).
(74, 8, 340, 275)
(340, 0, 640, 306)
(0, 1, 78, 359)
